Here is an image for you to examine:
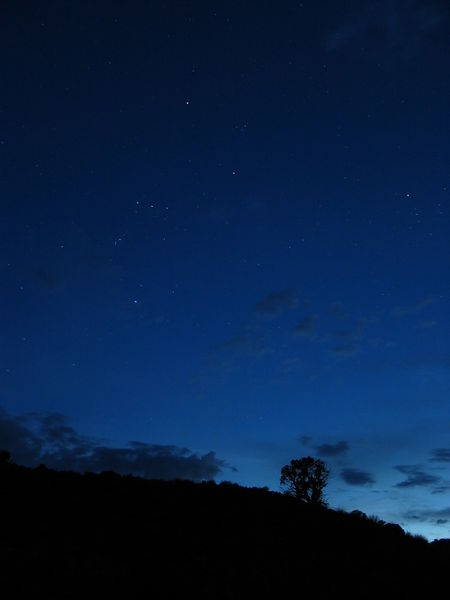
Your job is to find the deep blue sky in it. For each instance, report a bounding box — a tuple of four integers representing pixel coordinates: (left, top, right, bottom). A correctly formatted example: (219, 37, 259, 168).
(1, 1, 449, 539)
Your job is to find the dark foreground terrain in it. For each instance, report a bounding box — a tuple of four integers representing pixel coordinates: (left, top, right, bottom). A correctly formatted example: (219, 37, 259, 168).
(1, 461, 449, 598)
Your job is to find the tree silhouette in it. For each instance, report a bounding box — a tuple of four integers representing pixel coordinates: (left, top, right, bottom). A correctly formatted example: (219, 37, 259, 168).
(280, 456, 329, 505)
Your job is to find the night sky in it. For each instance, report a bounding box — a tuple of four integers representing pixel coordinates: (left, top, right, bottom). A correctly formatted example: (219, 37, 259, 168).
(1, 1, 450, 540)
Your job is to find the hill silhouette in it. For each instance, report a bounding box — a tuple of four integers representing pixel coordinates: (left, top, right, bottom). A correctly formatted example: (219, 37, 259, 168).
(1, 459, 449, 598)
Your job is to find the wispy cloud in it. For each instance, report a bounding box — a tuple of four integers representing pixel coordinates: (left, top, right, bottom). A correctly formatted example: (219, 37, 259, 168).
(212, 335, 271, 357)
(394, 465, 441, 488)
(404, 506, 450, 525)
(391, 296, 435, 317)
(416, 320, 438, 329)
(329, 302, 347, 318)
(332, 318, 366, 340)
(430, 448, 450, 463)
(254, 289, 297, 316)
(316, 440, 349, 457)
(326, 1, 447, 60)
(332, 344, 359, 357)
(299, 435, 314, 447)
(431, 482, 450, 495)
(293, 315, 317, 338)
(31, 267, 63, 289)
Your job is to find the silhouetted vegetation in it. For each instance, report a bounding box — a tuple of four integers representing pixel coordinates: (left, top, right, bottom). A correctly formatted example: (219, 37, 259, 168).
(280, 456, 329, 505)
(0, 449, 11, 463)
(1, 458, 449, 598)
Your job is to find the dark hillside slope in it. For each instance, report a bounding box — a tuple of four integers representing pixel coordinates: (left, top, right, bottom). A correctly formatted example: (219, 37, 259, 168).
(1, 462, 449, 598)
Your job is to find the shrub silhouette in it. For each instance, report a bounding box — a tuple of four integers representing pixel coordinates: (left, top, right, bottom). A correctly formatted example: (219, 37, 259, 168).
(1, 458, 449, 598)
(280, 456, 329, 505)
(0, 450, 11, 463)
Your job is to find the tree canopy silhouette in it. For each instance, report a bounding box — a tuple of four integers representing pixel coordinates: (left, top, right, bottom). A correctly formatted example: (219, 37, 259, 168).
(280, 456, 329, 505)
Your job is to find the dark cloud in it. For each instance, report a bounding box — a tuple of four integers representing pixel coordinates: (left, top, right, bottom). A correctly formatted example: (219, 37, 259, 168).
(394, 465, 441, 488)
(254, 289, 296, 316)
(293, 315, 317, 337)
(341, 467, 375, 486)
(332, 344, 358, 357)
(0, 409, 233, 481)
(326, 1, 447, 60)
(316, 441, 349, 457)
(429, 448, 450, 463)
